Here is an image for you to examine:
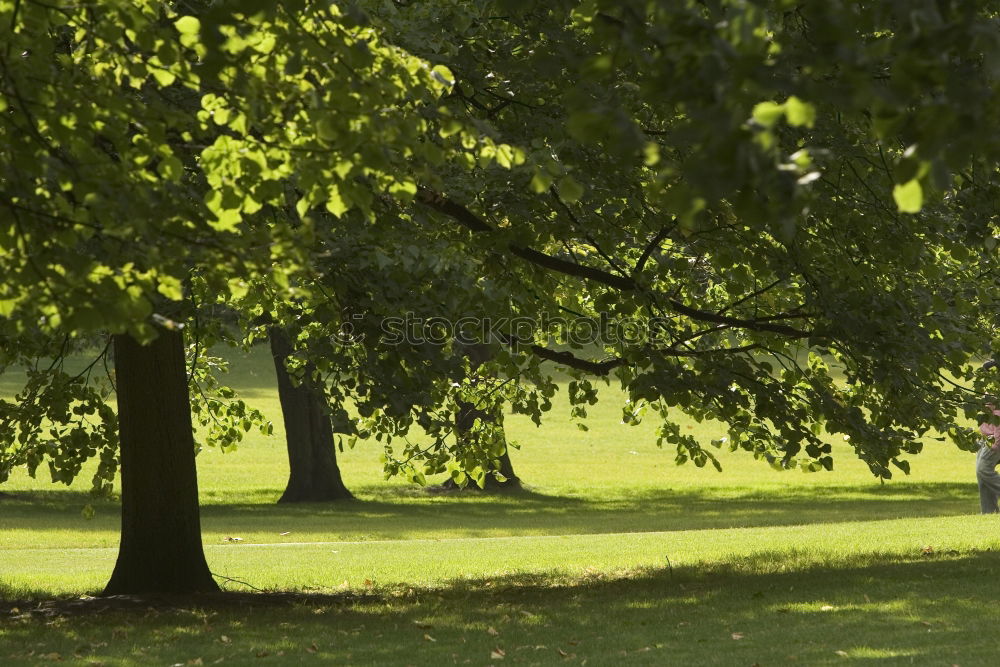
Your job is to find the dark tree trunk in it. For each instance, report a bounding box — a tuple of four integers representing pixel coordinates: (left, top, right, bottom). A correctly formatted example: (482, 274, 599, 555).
(493, 448, 519, 487)
(438, 342, 520, 492)
(103, 330, 218, 596)
(270, 328, 353, 503)
(449, 399, 521, 491)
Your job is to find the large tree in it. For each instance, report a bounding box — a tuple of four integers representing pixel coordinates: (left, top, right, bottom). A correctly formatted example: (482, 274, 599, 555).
(0, 0, 459, 593)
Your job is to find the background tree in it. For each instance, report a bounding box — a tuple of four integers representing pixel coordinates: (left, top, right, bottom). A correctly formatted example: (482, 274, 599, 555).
(269, 325, 353, 503)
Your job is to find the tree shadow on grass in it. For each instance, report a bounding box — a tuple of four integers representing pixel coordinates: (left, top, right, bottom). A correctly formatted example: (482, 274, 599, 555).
(196, 481, 979, 538)
(1, 482, 981, 542)
(2, 550, 999, 665)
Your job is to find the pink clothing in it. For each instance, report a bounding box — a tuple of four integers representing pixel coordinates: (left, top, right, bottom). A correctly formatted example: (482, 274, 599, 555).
(980, 409, 1000, 450)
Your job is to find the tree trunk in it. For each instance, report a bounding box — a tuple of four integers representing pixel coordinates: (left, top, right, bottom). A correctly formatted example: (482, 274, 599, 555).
(270, 328, 353, 503)
(492, 448, 519, 488)
(438, 340, 521, 492)
(103, 330, 218, 595)
(449, 399, 521, 491)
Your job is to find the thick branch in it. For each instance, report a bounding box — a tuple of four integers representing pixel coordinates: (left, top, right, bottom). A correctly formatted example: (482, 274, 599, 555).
(633, 225, 672, 279)
(417, 188, 813, 338)
(666, 298, 811, 338)
(529, 342, 765, 376)
(529, 345, 625, 375)
(416, 187, 637, 290)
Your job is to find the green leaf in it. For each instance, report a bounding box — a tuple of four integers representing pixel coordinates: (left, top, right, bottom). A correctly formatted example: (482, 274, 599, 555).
(439, 118, 463, 138)
(156, 275, 184, 301)
(0, 298, 17, 317)
(150, 67, 176, 87)
(296, 196, 312, 220)
(389, 179, 418, 202)
(316, 116, 338, 142)
(157, 155, 183, 181)
(174, 16, 201, 35)
(557, 175, 584, 203)
(325, 184, 348, 217)
(785, 96, 816, 128)
(644, 142, 660, 167)
(430, 64, 455, 88)
(893, 179, 923, 213)
(752, 101, 785, 128)
(530, 168, 553, 194)
(496, 144, 515, 169)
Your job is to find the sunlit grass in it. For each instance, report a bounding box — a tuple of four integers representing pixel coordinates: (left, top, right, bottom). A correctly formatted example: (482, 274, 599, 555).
(3, 515, 998, 596)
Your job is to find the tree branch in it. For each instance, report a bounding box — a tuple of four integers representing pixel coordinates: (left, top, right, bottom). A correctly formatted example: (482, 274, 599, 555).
(632, 225, 672, 279)
(528, 345, 624, 375)
(666, 298, 811, 338)
(417, 188, 814, 339)
(416, 187, 637, 290)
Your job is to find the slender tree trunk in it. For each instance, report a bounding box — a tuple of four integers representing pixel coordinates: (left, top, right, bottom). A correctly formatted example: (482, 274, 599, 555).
(439, 342, 520, 492)
(103, 330, 218, 595)
(452, 399, 521, 491)
(270, 328, 353, 503)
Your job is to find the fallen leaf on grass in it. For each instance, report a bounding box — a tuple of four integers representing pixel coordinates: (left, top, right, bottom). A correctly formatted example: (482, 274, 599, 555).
(490, 648, 506, 659)
(219, 635, 231, 644)
(187, 659, 204, 666)
(731, 632, 745, 640)
(487, 626, 499, 636)
(423, 634, 437, 642)
(413, 620, 433, 629)
(306, 642, 319, 653)
(834, 650, 849, 657)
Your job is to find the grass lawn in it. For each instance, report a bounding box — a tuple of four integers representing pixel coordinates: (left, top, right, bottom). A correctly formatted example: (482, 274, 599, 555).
(2, 347, 999, 665)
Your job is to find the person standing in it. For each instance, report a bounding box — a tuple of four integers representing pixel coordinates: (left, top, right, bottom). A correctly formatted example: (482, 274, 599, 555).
(977, 400, 1000, 513)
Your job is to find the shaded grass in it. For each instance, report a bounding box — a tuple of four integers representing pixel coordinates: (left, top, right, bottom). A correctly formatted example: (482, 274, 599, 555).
(3, 548, 1000, 665)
